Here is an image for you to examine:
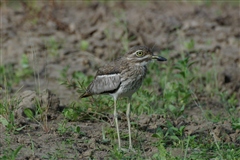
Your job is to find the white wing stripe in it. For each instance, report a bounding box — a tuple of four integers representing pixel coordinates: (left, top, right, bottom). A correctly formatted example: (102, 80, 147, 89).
(97, 74, 120, 78)
(90, 73, 121, 94)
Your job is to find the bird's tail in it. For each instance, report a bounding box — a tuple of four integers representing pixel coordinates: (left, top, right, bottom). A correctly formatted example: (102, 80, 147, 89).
(79, 92, 91, 99)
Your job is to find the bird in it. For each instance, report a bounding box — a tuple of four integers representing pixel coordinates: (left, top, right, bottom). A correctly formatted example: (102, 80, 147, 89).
(80, 46, 167, 151)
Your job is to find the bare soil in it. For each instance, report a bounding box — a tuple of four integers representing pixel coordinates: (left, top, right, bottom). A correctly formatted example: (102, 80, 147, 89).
(0, 1, 239, 159)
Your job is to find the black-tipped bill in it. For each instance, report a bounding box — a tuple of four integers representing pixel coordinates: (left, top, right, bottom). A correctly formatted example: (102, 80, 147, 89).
(152, 55, 167, 61)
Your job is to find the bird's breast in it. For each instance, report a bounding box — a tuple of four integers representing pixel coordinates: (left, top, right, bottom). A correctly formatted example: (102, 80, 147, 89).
(114, 66, 146, 97)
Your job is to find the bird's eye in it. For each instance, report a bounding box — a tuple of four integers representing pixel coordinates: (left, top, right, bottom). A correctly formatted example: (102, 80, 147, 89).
(136, 50, 144, 57)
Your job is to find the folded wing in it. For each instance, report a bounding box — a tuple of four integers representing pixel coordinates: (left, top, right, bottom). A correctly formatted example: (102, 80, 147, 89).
(80, 73, 121, 98)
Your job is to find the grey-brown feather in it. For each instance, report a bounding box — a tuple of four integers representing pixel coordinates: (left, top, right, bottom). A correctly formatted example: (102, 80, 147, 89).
(80, 46, 153, 98)
(89, 74, 121, 94)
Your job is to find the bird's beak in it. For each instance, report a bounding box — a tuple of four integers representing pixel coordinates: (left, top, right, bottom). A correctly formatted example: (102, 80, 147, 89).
(152, 55, 167, 61)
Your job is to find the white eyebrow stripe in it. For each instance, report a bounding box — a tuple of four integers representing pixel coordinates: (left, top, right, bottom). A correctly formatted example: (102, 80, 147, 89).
(134, 50, 143, 53)
(127, 55, 151, 61)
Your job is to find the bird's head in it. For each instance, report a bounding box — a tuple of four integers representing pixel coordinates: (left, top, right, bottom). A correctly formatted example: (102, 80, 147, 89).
(125, 46, 167, 66)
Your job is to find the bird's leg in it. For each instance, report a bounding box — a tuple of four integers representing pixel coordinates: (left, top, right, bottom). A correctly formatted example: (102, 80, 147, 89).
(127, 97, 135, 151)
(114, 97, 121, 150)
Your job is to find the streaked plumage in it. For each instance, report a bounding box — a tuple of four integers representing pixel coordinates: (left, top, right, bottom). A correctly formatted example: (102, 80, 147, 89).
(80, 46, 167, 151)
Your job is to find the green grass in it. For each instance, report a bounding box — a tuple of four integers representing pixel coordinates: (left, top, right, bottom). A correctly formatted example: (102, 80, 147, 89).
(1, 45, 239, 159)
(57, 47, 239, 159)
(1, 2, 239, 158)
(0, 54, 33, 91)
(1, 138, 23, 160)
(46, 37, 62, 58)
(54, 24, 240, 160)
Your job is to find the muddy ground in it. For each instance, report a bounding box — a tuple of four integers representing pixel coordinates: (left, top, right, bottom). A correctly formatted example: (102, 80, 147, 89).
(0, 1, 240, 159)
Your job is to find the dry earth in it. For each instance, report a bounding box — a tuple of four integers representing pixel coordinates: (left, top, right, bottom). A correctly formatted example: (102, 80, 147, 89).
(0, 1, 240, 159)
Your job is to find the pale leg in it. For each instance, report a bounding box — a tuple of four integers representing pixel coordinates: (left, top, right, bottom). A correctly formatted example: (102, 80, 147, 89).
(126, 97, 133, 150)
(114, 97, 121, 149)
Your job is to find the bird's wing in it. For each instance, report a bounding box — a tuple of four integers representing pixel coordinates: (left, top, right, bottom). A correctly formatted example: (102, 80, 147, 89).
(80, 73, 121, 98)
(80, 59, 123, 98)
(91, 73, 121, 94)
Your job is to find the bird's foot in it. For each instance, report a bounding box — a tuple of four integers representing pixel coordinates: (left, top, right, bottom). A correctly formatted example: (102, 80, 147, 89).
(118, 147, 136, 153)
(119, 147, 129, 152)
(128, 147, 136, 153)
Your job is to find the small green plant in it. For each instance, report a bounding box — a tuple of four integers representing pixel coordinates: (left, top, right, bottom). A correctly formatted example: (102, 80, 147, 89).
(0, 97, 25, 133)
(227, 93, 238, 108)
(27, 133, 35, 157)
(232, 117, 240, 130)
(16, 54, 33, 78)
(161, 57, 195, 117)
(23, 98, 50, 132)
(80, 40, 89, 51)
(0, 54, 33, 92)
(164, 121, 185, 145)
(0, 64, 18, 89)
(62, 105, 79, 121)
(1, 145, 23, 160)
(46, 37, 61, 57)
(59, 67, 93, 92)
(57, 120, 68, 135)
(152, 132, 175, 160)
(43, 141, 68, 159)
(0, 114, 25, 133)
(184, 39, 195, 51)
(74, 126, 81, 134)
(0, 132, 23, 159)
(101, 126, 111, 144)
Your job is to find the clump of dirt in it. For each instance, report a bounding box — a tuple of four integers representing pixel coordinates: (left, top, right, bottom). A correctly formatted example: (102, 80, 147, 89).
(15, 89, 61, 127)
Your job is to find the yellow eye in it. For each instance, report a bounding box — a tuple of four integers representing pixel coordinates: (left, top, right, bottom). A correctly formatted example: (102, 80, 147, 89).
(136, 50, 144, 57)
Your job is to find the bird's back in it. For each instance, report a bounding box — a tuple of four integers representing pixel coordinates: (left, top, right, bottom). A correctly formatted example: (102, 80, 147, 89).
(80, 57, 147, 98)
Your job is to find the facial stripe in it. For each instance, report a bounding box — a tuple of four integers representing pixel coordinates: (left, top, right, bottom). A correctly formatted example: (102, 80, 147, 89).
(135, 61, 149, 66)
(127, 54, 151, 60)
